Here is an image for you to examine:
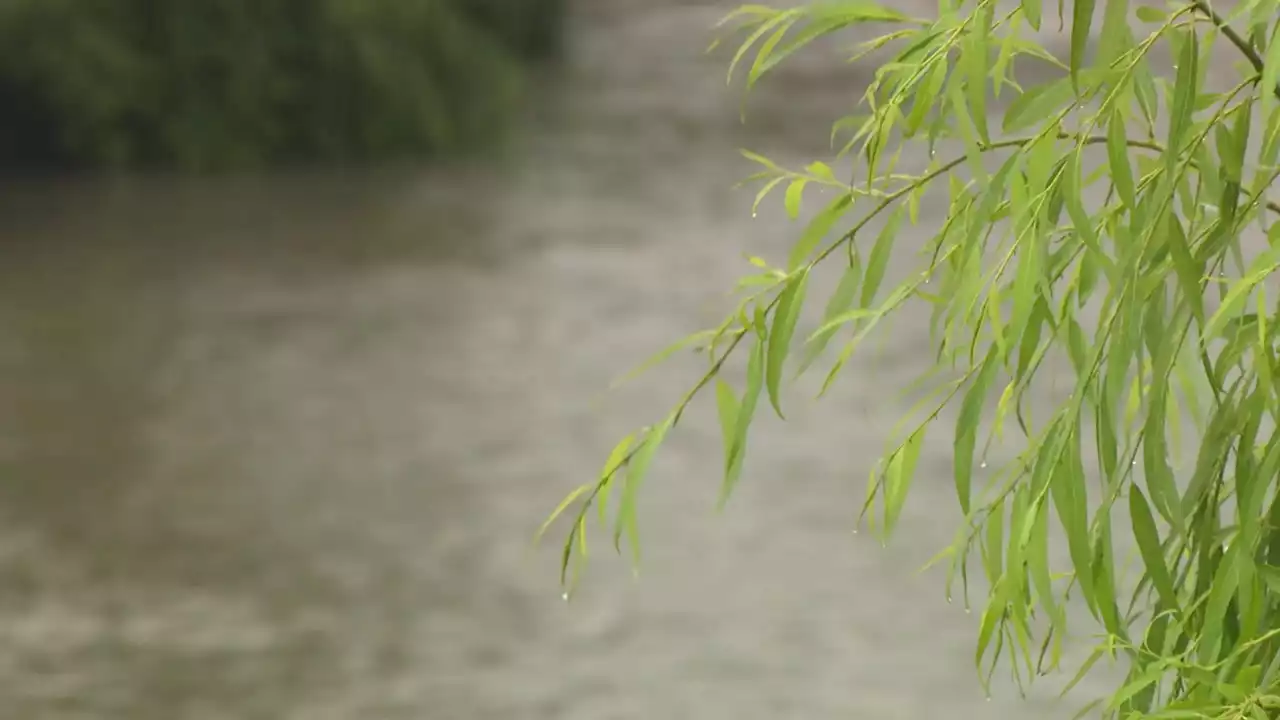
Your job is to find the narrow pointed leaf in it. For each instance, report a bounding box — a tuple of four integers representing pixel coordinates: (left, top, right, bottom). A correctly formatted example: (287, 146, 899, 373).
(1069, 0, 1096, 90)
(789, 193, 853, 270)
(766, 271, 809, 417)
(1129, 485, 1179, 612)
(860, 206, 904, 308)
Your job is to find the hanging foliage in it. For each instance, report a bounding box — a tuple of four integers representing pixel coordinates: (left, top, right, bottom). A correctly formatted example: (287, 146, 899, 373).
(545, 0, 1280, 717)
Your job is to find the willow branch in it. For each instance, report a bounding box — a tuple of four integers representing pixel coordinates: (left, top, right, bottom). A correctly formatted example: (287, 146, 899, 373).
(1190, 0, 1280, 101)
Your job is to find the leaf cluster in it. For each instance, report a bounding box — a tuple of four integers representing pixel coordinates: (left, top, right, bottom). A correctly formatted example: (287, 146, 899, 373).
(544, 1, 1280, 717)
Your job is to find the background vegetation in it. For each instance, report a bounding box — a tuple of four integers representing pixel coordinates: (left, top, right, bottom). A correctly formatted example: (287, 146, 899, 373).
(0, 0, 564, 172)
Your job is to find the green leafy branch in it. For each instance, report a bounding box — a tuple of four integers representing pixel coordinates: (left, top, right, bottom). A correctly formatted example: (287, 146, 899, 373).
(544, 0, 1280, 717)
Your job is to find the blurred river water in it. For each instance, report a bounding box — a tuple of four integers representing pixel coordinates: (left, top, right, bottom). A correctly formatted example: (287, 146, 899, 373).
(0, 1, 1130, 718)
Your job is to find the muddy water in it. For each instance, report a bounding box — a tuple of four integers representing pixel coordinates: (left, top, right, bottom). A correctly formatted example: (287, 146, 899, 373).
(0, 1, 1128, 718)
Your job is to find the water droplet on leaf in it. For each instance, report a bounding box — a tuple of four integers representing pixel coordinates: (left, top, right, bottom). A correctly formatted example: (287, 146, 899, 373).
(980, 461, 987, 469)
(561, 592, 570, 602)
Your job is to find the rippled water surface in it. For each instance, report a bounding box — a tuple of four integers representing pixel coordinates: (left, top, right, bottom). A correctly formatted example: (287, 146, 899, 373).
(0, 1, 1128, 717)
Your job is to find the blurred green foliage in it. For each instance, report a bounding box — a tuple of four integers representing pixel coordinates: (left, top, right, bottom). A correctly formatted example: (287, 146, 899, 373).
(0, 0, 564, 171)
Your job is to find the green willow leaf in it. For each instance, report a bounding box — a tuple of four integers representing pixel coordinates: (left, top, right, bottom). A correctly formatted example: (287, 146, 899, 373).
(1060, 646, 1106, 698)
(1259, 564, 1280, 596)
(1109, 663, 1168, 710)
(1134, 59, 1160, 128)
(727, 10, 798, 86)
(747, 14, 800, 90)
(1051, 428, 1098, 616)
(955, 346, 998, 515)
(1166, 216, 1205, 329)
(884, 425, 926, 534)
(1108, 108, 1137, 210)
(1004, 77, 1076, 133)
(907, 60, 947, 135)
(1206, 245, 1280, 339)
(800, 256, 863, 372)
(1091, 508, 1124, 639)
(1143, 380, 1184, 534)
(752, 176, 787, 216)
(721, 336, 766, 508)
(808, 306, 880, 342)
(715, 378, 740, 469)
(807, 0, 915, 24)
(619, 415, 675, 567)
(1021, 0, 1042, 30)
(537, 482, 594, 546)
(1262, 17, 1280, 118)
(789, 193, 853, 270)
(965, 8, 990, 144)
(860, 206, 904, 309)
(597, 432, 637, 529)
(1134, 5, 1165, 21)
(1130, 485, 1179, 612)
(1069, 0, 1096, 90)
(948, 79, 988, 183)
(1166, 28, 1198, 164)
(766, 270, 810, 418)
(1097, 0, 1132, 69)
(785, 177, 808, 220)
(749, 10, 913, 84)
(1200, 544, 1240, 662)
(1062, 153, 1117, 285)
(1027, 497, 1061, 632)
(975, 579, 1010, 677)
(984, 496, 1006, 582)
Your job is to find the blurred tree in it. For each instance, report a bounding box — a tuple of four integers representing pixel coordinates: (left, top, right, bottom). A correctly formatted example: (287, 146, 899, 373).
(0, 0, 563, 171)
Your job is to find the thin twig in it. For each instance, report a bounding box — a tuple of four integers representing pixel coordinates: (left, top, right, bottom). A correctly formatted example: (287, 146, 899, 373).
(1190, 0, 1280, 101)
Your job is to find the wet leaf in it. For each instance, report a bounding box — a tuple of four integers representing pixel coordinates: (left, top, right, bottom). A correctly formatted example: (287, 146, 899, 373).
(597, 432, 637, 529)
(619, 415, 674, 568)
(1263, 16, 1280, 117)
(721, 336, 766, 507)
(860, 206, 904, 309)
(1135, 5, 1165, 21)
(789, 193, 852, 270)
(1107, 108, 1136, 210)
(1130, 485, 1179, 611)
(800, 256, 863, 371)
(1022, 0, 1042, 30)
(1167, 28, 1198, 160)
(1004, 77, 1076, 133)
(766, 270, 809, 417)
(537, 482, 594, 547)
(884, 425, 926, 534)
(785, 177, 808, 220)
(1069, 0, 1096, 90)
(715, 378, 740, 469)
(955, 347, 998, 515)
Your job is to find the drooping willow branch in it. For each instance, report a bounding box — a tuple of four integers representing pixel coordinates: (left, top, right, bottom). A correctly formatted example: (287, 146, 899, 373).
(1190, 0, 1280, 101)
(543, 120, 1280, 590)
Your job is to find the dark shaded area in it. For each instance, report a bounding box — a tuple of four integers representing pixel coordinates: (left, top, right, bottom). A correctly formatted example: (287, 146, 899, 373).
(0, 0, 565, 173)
